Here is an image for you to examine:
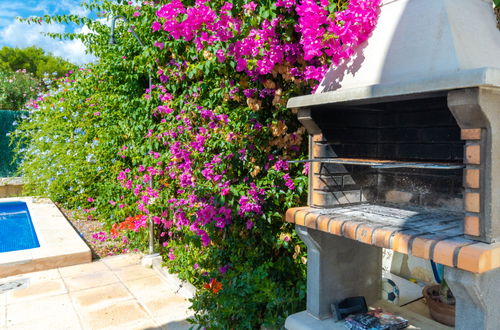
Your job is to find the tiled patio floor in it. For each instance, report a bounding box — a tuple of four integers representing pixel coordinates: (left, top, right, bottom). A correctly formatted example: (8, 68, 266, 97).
(0, 254, 193, 329)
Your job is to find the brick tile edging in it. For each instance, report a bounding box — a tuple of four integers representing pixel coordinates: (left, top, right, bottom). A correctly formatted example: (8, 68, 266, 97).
(286, 206, 500, 274)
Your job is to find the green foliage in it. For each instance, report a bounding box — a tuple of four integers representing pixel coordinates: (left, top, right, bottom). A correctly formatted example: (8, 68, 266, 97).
(494, 0, 500, 8)
(0, 46, 76, 79)
(13, 1, 317, 328)
(0, 70, 41, 110)
(0, 110, 24, 177)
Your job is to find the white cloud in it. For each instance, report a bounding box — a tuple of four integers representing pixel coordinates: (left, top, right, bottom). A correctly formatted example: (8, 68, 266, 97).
(0, 20, 96, 65)
(0, 0, 96, 65)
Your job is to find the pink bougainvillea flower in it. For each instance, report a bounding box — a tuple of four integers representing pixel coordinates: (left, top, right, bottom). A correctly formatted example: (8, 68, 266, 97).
(154, 41, 165, 50)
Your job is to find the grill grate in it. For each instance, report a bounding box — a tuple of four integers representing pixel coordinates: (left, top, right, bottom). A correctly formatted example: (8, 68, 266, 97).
(289, 158, 464, 170)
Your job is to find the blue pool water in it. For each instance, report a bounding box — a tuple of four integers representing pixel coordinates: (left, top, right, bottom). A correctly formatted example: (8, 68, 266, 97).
(0, 201, 40, 253)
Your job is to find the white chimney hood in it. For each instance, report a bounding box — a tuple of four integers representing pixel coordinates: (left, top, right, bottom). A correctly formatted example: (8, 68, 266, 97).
(288, 0, 500, 108)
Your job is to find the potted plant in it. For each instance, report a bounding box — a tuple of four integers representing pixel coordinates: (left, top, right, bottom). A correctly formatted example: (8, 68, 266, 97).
(422, 262, 455, 326)
(422, 279, 455, 326)
(495, 0, 500, 29)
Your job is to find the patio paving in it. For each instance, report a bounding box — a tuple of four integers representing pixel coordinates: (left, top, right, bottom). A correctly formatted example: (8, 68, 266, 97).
(0, 253, 193, 329)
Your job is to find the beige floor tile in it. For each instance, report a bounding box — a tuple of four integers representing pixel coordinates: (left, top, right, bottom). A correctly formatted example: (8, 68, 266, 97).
(78, 299, 153, 329)
(113, 264, 157, 282)
(63, 270, 119, 292)
(2, 268, 61, 283)
(2, 256, 193, 330)
(121, 275, 175, 301)
(156, 320, 193, 330)
(140, 294, 193, 325)
(6, 293, 79, 326)
(70, 283, 133, 310)
(101, 254, 142, 269)
(59, 261, 109, 278)
(106, 319, 159, 330)
(0, 294, 6, 328)
(6, 315, 82, 330)
(5, 277, 67, 303)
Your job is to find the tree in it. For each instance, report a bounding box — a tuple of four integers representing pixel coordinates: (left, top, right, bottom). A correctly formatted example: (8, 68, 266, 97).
(0, 46, 76, 79)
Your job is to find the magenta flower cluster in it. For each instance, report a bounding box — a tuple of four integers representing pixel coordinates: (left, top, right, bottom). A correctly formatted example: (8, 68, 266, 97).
(152, 0, 381, 82)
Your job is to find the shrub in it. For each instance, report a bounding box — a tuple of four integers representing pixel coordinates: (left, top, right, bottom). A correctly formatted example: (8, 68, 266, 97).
(0, 70, 42, 110)
(14, 0, 380, 327)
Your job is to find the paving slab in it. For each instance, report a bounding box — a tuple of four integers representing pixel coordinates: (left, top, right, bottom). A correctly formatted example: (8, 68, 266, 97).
(0, 253, 194, 329)
(112, 263, 158, 282)
(6, 293, 79, 328)
(63, 269, 120, 292)
(69, 283, 133, 310)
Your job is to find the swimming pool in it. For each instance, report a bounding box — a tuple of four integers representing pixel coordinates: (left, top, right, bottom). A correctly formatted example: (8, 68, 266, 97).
(0, 201, 40, 253)
(0, 197, 91, 277)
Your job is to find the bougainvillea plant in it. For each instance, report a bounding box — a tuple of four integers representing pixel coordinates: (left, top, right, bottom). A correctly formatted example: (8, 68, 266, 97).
(14, 0, 380, 327)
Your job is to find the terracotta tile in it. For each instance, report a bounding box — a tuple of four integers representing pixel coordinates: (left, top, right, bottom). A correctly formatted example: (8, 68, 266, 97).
(461, 128, 482, 140)
(304, 212, 319, 229)
(411, 236, 436, 260)
(312, 134, 325, 142)
(464, 169, 480, 189)
(432, 239, 472, 267)
(392, 232, 413, 255)
(464, 216, 481, 236)
(372, 228, 395, 248)
(456, 243, 500, 273)
(309, 163, 321, 174)
(311, 191, 327, 207)
(356, 225, 374, 245)
(465, 144, 481, 164)
(384, 190, 413, 204)
(342, 222, 359, 240)
(465, 192, 481, 213)
(312, 175, 328, 190)
(312, 143, 335, 158)
(294, 210, 307, 226)
(328, 219, 345, 236)
(285, 208, 297, 224)
(316, 215, 331, 232)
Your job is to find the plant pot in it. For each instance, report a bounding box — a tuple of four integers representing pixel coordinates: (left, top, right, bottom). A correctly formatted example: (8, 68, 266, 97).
(496, 6, 500, 30)
(422, 285, 455, 327)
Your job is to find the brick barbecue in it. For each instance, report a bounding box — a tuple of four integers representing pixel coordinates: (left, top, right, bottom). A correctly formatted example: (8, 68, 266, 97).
(284, 0, 500, 329)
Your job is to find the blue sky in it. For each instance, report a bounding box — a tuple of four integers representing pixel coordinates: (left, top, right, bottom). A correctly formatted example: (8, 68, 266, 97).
(0, 0, 95, 64)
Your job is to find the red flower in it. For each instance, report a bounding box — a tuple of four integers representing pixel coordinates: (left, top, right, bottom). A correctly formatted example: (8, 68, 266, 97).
(204, 278, 222, 294)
